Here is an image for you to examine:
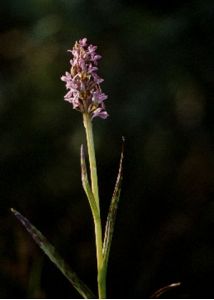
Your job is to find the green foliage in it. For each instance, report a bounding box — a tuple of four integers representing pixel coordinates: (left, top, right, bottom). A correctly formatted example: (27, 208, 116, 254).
(103, 137, 124, 271)
(11, 208, 95, 299)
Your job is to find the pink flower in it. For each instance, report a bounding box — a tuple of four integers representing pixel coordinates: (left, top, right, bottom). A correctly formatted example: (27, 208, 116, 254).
(61, 38, 108, 119)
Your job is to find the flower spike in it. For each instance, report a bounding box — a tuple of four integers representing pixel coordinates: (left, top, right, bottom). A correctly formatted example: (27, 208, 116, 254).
(61, 38, 108, 120)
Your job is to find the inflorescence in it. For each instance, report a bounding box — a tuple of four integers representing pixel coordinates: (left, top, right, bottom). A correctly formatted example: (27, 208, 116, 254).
(61, 38, 108, 119)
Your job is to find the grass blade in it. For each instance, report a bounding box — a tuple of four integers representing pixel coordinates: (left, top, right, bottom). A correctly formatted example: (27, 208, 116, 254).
(103, 137, 125, 266)
(11, 208, 96, 299)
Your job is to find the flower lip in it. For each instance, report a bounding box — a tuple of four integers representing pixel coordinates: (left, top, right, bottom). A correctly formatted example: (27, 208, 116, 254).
(92, 108, 109, 120)
(92, 91, 108, 103)
(61, 38, 108, 119)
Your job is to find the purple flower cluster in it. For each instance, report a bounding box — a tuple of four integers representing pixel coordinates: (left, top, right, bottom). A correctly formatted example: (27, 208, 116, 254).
(61, 38, 108, 119)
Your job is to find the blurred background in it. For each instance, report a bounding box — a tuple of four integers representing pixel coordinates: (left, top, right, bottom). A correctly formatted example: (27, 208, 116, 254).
(0, 0, 214, 298)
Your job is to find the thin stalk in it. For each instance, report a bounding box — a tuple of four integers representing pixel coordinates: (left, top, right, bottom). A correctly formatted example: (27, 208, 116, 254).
(83, 113, 100, 211)
(83, 113, 106, 299)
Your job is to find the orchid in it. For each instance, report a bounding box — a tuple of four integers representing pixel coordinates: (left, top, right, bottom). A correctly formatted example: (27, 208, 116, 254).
(61, 38, 108, 120)
(11, 38, 180, 299)
(12, 38, 123, 299)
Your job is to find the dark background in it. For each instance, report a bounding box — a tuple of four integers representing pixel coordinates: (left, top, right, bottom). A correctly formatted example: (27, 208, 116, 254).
(0, 0, 214, 298)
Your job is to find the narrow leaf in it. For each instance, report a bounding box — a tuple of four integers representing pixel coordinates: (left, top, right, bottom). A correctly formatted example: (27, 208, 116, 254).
(151, 282, 181, 298)
(11, 208, 96, 299)
(103, 137, 125, 266)
(80, 144, 98, 218)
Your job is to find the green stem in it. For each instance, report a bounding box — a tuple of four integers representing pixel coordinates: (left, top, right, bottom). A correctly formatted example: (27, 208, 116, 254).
(83, 113, 100, 211)
(83, 113, 106, 299)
